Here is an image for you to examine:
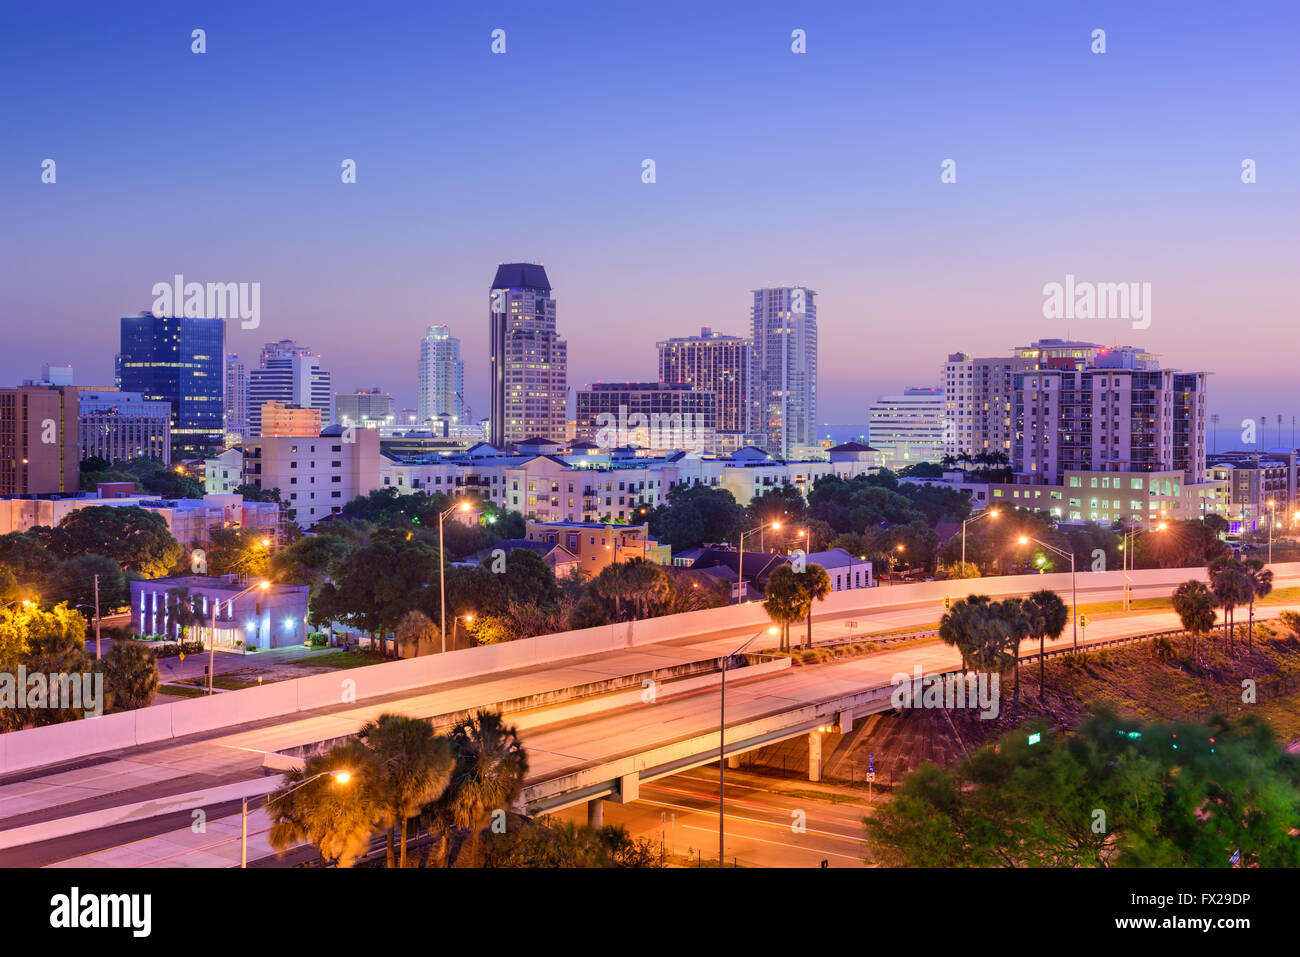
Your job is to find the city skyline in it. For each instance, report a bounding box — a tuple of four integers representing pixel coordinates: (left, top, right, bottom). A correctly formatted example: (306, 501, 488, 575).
(3, 2, 1296, 431)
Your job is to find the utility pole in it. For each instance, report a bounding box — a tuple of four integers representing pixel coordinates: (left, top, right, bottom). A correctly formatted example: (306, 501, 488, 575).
(93, 574, 102, 661)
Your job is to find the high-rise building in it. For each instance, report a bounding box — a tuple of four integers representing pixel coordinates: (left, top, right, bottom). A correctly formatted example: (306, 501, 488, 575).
(489, 263, 567, 447)
(575, 382, 718, 453)
(867, 387, 945, 469)
(418, 325, 464, 426)
(750, 287, 817, 458)
(336, 389, 395, 429)
(247, 340, 332, 437)
(224, 353, 249, 438)
(1014, 348, 1208, 485)
(119, 313, 225, 458)
(657, 327, 751, 439)
(0, 385, 80, 495)
(78, 390, 172, 465)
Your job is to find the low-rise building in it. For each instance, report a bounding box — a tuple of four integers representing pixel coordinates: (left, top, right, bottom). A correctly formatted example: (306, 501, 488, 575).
(129, 575, 308, 650)
(241, 425, 381, 527)
(0, 490, 277, 545)
(524, 520, 669, 574)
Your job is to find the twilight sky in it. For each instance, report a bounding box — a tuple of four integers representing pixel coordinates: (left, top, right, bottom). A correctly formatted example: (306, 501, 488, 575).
(2, 0, 1296, 435)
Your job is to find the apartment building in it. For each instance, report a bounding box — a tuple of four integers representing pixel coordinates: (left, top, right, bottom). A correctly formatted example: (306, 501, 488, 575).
(241, 426, 381, 526)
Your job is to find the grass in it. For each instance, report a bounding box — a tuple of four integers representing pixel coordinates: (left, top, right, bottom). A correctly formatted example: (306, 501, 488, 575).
(157, 683, 208, 699)
(305, 650, 389, 669)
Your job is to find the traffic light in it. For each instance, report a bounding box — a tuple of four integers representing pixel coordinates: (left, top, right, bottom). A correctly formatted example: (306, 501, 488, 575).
(942, 596, 952, 611)
(1079, 614, 1088, 629)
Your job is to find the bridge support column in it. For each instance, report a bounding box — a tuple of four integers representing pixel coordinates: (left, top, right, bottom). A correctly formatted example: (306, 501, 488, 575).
(587, 799, 603, 829)
(808, 730, 823, 782)
(727, 754, 741, 769)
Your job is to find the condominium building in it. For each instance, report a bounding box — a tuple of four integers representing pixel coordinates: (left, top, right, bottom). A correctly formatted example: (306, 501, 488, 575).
(0, 385, 80, 495)
(119, 313, 225, 457)
(1014, 349, 1208, 485)
(867, 387, 944, 469)
(488, 263, 567, 446)
(247, 340, 333, 436)
(77, 390, 172, 465)
(241, 426, 381, 527)
(417, 325, 464, 426)
(750, 287, 817, 458)
(657, 327, 751, 439)
(574, 382, 717, 453)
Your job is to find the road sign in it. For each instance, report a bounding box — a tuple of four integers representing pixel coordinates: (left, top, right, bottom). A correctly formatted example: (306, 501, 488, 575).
(178, 652, 185, 662)
(868, 752, 875, 773)
(1027, 732, 1042, 745)
(866, 771, 876, 782)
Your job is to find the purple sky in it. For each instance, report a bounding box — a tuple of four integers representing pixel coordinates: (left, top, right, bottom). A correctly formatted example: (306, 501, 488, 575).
(2, 1, 1296, 433)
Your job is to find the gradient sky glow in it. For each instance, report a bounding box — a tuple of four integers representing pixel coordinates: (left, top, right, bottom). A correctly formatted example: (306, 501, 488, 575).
(2, 0, 1297, 435)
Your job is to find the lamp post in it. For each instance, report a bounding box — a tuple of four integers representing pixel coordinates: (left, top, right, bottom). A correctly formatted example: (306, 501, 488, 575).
(1267, 499, 1276, 563)
(438, 501, 472, 654)
(960, 509, 999, 569)
(245, 768, 351, 867)
(1018, 536, 1077, 649)
(1120, 515, 1167, 611)
(736, 522, 780, 605)
(452, 613, 475, 651)
(720, 626, 776, 866)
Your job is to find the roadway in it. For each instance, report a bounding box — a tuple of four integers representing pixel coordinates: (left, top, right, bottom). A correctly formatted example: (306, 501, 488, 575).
(5, 571, 1298, 867)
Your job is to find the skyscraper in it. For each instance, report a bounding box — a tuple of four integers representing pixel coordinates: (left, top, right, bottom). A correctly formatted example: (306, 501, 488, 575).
(750, 287, 817, 458)
(657, 327, 751, 440)
(223, 353, 248, 439)
(119, 313, 225, 458)
(488, 263, 567, 446)
(417, 324, 464, 426)
(247, 340, 333, 437)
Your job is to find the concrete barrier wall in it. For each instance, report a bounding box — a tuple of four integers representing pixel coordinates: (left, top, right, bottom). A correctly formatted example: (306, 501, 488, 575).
(3, 561, 1297, 774)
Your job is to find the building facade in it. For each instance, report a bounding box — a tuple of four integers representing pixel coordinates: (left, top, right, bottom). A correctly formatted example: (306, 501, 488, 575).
(0, 385, 80, 495)
(223, 353, 248, 439)
(77, 390, 172, 465)
(259, 401, 323, 437)
(489, 263, 567, 446)
(657, 327, 751, 439)
(241, 426, 381, 527)
(750, 287, 817, 458)
(574, 382, 717, 453)
(119, 314, 225, 458)
(867, 387, 944, 469)
(417, 325, 464, 426)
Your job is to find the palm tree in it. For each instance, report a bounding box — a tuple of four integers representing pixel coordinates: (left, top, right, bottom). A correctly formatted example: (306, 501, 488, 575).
(358, 713, 453, 867)
(101, 641, 160, 710)
(1172, 579, 1216, 664)
(592, 562, 633, 619)
(1241, 558, 1274, 653)
(762, 565, 808, 653)
(939, 594, 993, 673)
(993, 598, 1031, 706)
(266, 740, 378, 868)
(798, 563, 832, 650)
(621, 559, 672, 619)
(434, 710, 528, 867)
(1023, 589, 1069, 697)
(1210, 559, 1251, 655)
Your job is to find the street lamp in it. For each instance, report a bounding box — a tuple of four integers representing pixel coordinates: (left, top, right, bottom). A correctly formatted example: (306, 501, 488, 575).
(960, 508, 999, 568)
(1120, 516, 1166, 610)
(1267, 500, 1277, 563)
(451, 613, 475, 650)
(1018, 536, 1077, 650)
(736, 522, 781, 605)
(720, 626, 777, 866)
(245, 768, 351, 867)
(438, 501, 472, 654)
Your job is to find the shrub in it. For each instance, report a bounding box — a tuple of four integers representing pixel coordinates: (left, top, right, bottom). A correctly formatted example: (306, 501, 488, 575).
(1278, 610, 1300, 636)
